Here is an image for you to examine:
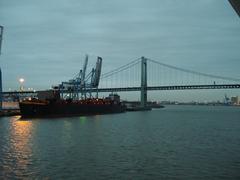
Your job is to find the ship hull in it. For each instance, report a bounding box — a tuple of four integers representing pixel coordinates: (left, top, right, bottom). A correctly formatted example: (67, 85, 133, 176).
(19, 101, 126, 118)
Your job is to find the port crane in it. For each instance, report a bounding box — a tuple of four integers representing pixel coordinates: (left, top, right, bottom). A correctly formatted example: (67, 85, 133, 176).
(55, 55, 102, 100)
(224, 94, 231, 105)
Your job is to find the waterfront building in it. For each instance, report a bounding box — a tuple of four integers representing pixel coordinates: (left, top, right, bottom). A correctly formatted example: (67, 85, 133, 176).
(231, 96, 240, 105)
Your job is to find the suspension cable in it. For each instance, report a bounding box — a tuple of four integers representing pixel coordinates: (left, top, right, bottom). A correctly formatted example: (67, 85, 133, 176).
(101, 58, 141, 79)
(147, 58, 240, 82)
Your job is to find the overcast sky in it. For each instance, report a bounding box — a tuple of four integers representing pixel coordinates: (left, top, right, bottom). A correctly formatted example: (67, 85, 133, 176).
(0, 0, 240, 101)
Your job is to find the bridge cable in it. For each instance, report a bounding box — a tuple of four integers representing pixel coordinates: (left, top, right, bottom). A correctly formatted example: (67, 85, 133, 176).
(101, 58, 141, 79)
(147, 58, 240, 82)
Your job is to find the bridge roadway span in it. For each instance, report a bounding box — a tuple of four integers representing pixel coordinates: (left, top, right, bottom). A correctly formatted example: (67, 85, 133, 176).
(95, 84, 240, 92)
(3, 84, 240, 95)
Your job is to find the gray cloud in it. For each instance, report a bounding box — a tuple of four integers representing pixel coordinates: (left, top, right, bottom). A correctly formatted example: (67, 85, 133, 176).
(0, 0, 240, 101)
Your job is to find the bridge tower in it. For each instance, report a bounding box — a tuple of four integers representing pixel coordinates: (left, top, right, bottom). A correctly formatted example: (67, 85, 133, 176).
(141, 56, 147, 108)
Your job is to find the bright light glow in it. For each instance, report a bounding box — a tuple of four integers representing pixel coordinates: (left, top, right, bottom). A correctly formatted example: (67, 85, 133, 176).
(19, 78, 25, 83)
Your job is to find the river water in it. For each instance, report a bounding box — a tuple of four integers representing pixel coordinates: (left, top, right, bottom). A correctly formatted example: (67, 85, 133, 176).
(0, 105, 240, 179)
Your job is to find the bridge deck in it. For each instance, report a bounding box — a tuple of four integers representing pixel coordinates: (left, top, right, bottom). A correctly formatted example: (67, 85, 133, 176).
(3, 84, 240, 96)
(95, 84, 240, 92)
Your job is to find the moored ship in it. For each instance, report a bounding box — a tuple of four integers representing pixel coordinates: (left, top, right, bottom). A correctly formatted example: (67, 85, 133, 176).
(19, 55, 126, 118)
(19, 91, 126, 118)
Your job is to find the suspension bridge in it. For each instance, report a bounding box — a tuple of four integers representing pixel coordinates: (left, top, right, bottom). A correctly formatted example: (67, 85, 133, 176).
(3, 56, 240, 108)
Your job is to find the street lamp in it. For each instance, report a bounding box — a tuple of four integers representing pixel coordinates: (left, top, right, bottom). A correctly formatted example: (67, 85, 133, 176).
(19, 78, 25, 91)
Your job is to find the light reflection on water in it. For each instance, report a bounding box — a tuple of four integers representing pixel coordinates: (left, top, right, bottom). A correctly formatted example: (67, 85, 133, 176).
(79, 116, 87, 124)
(1, 116, 34, 178)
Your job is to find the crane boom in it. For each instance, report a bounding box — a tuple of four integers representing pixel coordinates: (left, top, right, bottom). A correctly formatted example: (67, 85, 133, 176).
(91, 57, 102, 87)
(81, 55, 88, 86)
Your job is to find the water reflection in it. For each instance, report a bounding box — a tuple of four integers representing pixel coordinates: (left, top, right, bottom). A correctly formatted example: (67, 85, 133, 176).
(79, 116, 87, 124)
(3, 116, 34, 177)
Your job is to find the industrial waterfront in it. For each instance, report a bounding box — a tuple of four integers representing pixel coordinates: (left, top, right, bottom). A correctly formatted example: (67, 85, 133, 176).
(1, 105, 240, 179)
(1, 0, 240, 179)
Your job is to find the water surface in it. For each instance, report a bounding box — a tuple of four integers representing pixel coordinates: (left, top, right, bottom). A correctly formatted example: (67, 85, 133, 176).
(0, 105, 240, 179)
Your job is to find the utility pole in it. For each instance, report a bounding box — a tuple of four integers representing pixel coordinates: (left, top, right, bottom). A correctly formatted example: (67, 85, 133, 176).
(0, 25, 3, 111)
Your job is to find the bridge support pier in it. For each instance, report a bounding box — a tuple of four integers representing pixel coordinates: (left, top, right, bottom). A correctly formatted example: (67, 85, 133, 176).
(141, 56, 147, 108)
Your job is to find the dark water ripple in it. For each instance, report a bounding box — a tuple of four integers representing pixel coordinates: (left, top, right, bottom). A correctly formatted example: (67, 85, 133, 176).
(0, 105, 240, 179)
